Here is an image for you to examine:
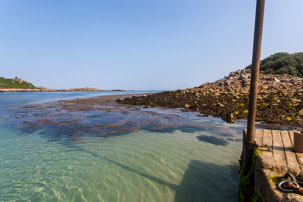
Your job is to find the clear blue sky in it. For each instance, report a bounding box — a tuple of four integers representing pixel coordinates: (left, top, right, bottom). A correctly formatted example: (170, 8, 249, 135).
(0, 0, 302, 90)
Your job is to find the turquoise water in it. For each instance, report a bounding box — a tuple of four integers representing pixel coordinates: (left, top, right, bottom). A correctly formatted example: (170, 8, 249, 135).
(0, 91, 245, 201)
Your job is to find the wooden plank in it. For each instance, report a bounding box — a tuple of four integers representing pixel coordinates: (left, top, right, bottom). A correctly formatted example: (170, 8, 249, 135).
(280, 131, 301, 176)
(262, 129, 273, 147)
(272, 130, 287, 172)
(292, 131, 303, 174)
(289, 131, 294, 146)
(243, 129, 247, 152)
(261, 129, 274, 169)
(255, 129, 263, 146)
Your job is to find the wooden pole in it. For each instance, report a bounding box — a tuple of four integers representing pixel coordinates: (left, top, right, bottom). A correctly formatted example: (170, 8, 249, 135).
(245, 0, 265, 167)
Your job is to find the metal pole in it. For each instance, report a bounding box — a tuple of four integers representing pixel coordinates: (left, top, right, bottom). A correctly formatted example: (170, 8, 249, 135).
(245, 0, 265, 167)
(247, 0, 265, 143)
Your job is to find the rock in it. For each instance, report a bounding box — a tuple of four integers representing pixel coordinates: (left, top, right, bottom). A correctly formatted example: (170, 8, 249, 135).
(224, 81, 231, 86)
(226, 113, 235, 123)
(117, 68, 303, 128)
(273, 77, 280, 82)
(291, 98, 301, 106)
(217, 103, 224, 107)
(241, 79, 250, 87)
(262, 85, 268, 89)
(184, 104, 190, 109)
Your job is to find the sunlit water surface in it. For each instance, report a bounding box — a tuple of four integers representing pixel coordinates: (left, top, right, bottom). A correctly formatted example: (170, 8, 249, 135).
(0, 91, 246, 201)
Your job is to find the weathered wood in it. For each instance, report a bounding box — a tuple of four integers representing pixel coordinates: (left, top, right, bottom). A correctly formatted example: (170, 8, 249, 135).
(261, 129, 274, 169)
(272, 130, 287, 172)
(242, 129, 303, 201)
(251, 130, 302, 175)
(243, 129, 247, 153)
(280, 131, 301, 176)
(290, 131, 303, 174)
(262, 129, 273, 147)
(289, 131, 294, 146)
(255, 129, 263, 146)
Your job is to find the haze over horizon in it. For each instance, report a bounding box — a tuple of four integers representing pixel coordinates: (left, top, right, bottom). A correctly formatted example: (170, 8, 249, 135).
(1, 0, 303, 90)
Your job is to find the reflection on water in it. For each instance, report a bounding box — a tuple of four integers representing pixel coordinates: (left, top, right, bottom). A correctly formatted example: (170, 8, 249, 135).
(0, 92, 245, 201)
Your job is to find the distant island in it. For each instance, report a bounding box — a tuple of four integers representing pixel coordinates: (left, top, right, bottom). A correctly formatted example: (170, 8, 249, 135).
(0, 76, 125, 92)
(0, 76, 37, 89)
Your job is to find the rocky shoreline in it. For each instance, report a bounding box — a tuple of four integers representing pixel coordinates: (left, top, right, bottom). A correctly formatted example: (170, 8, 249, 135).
(117, 69, 303, 128)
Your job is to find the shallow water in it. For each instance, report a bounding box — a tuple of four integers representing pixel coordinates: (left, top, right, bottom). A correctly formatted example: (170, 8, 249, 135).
(0, 91, 245, 201)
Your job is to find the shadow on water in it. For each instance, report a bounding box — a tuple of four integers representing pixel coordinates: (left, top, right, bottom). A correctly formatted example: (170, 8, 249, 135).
(196, 135, 229, 146)
(71, 145, 238, 202)
(173, 160, 238, 202)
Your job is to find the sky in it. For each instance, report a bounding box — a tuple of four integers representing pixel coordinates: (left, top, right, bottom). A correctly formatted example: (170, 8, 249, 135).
(0, 0, 302, 90)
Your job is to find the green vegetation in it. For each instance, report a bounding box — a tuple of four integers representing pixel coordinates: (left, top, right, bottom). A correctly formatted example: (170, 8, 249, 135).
(285, 116, 292, 121)
(246, 52, 303, 77)
(0, 77, 37, 89)
(270, 175, 290, 185)
(251, 185, 261, 202)
(238, 150, 259, 202)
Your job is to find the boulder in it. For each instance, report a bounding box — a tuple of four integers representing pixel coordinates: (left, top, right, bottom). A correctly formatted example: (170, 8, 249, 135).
(226, 113, 236, 123)
(184, 104, 190, 109)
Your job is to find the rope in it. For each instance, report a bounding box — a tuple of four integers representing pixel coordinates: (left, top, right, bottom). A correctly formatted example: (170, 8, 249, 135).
(278, 173, 303, 195)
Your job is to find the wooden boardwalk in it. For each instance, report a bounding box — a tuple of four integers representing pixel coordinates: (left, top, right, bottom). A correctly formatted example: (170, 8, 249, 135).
(245, 129, 303, 201)
(253, 129, 303, 176)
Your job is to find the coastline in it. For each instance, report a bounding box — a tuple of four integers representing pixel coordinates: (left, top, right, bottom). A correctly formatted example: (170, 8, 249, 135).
(117, 70, 303, 129)
(0, 88, 124, 92)
(3, 73, 302, 129)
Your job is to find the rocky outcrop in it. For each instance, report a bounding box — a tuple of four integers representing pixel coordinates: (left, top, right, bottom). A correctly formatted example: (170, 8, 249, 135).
(64, 87, 99, 92)
(117, 69, 303, 128)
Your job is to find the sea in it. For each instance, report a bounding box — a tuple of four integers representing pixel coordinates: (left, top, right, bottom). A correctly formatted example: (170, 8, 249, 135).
(0, 91, 247, 202)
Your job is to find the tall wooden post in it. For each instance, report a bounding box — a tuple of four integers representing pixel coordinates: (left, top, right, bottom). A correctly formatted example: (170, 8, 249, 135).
(245, 0, 265, 167)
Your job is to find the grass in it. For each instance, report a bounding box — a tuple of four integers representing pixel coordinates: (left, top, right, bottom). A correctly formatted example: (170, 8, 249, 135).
(270, 175, 290, 185)
(0, 77, 37, 89)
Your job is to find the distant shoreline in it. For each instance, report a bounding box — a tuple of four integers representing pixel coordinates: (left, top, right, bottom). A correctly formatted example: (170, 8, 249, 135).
(0, 88, 125, 92)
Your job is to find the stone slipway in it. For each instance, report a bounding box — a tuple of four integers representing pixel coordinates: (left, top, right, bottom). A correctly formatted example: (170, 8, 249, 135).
(246, 129, 303, 201)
